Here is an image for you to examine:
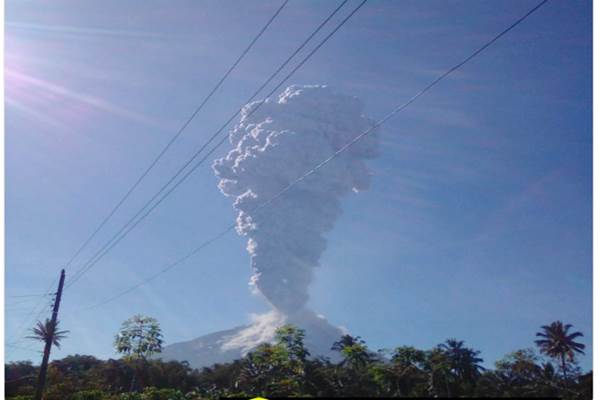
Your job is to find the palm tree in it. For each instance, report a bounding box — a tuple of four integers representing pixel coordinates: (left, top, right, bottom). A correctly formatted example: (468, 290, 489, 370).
(27, 319, 69, 400)
(331, 335, 373, 369)
(438, 338, 484, 384)
(26, 319, 69, 348)
(535, 321, 585, 382)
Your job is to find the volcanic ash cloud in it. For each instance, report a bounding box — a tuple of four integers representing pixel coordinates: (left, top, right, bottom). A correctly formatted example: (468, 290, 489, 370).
(213, 85, 379, 314)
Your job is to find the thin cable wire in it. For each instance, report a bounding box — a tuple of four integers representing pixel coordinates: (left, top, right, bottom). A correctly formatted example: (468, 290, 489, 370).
(8, 277, 58, 348)
(6, 342, 43, 351)
(6, 293, 51, 298)
(66, 0, 353, 288)
(7, 303, 53, 355)
(250, 0, 551, 213)
(75, 227, 235, 311)
(74, 0, 548, 311)
(6, 298, 47, 306)
(65, 0, 360, 289)
(6, 315, 52, 359)
(60, 0, 289, 273)
(6, 308, 42, 313)
(8, 303, 53, 344)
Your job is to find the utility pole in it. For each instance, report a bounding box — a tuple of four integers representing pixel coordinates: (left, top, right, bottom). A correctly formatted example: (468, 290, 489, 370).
(34, 269, 65, 400)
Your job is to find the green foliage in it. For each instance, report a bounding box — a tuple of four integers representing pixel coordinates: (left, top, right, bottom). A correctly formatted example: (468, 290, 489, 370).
(114, 315, 163, 360)
(371, 346, 428, 396)
(72, 389, 105, 400)
(275, 324, 310, 362)
(430, 338, 484, 396)
(5, 321, 592, 399)
(234, 325, 314, 397)
(329, 334, 380, 396)
(114, 315, 164, 393)
(117, 387, 189, 400)
(5, 361, 37, 398)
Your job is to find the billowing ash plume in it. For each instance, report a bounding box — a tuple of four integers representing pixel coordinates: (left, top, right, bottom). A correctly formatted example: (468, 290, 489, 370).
(213, 85, 379, 314)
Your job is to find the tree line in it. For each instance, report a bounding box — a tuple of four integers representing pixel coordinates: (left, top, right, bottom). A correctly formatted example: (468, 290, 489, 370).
(5, 316, 592, 399)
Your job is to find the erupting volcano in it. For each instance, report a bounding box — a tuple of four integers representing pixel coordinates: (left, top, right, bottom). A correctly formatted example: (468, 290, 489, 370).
(161, 85, 379, 368)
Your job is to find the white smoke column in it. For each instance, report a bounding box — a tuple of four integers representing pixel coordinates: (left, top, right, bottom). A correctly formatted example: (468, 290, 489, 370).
(213, 85, 379, 314)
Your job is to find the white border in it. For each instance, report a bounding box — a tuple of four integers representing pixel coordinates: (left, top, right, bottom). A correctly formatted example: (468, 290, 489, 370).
(593, 0, 598, 398)
(1, 0, 7, 395)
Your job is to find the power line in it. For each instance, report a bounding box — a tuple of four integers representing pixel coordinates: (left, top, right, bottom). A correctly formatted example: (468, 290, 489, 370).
(60, 0, 289, 273)
(66, 0, 355, 288)
(6, 294, 51, 298)
(7, 305, 54, 357)
(6, 308, 43, 313)
(250, 4, 553, 214)
(75, 0, 548, 311)
(65, 0, 361, 289)
(76, 227, 234, 311)
(6, 298, 49, 306)
(9, 303, 53, 343)
(9, 280, 56, 341)
(7, 277, 58, 351)
(5, 345, 42, 355)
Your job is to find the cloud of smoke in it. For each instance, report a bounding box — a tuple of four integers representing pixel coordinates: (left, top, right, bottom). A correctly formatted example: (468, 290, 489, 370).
(213, 85, 379, 314)
(221, 310, 287, 354)
(221, 309, 349, 360)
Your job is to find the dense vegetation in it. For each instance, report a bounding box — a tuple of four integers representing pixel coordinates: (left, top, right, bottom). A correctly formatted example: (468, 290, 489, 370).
(6, 320, 591, 399)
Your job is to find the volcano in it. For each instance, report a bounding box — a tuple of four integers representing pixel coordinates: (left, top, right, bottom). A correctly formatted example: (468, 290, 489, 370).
(159, 310, 345, 368)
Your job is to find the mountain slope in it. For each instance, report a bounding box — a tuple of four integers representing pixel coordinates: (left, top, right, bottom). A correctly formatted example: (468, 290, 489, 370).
(159, 310, 344, 368)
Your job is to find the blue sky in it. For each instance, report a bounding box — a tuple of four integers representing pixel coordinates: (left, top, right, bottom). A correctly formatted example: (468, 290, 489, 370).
(5, 0, 592, 370)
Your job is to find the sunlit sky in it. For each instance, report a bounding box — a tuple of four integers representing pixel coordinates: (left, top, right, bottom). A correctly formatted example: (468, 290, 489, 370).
(5, 0, 592, 370)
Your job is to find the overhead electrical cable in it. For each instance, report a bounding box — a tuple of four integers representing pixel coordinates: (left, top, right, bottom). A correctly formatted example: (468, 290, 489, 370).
(60, 0, 289, 273)
(8, 303, 54, 347)
(6, 293, 51, 298)
(65, 0, 361, 289)
(74, 0, 549, 310)
(6, 298, 47, 306)
(7, 276, 58, 352)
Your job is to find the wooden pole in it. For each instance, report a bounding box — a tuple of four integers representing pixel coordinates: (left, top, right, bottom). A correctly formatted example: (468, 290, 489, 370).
(34, 269, 65, 400)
